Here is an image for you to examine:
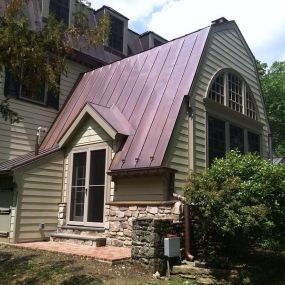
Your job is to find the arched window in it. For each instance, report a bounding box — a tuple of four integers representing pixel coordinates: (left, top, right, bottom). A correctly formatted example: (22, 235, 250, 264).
(207, 70, 261, 165)
(208, 70, 257, 120)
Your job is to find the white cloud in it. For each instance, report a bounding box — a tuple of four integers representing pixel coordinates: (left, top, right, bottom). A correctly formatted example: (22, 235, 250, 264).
(89, 0, 170, 22)
(147, 0, 285, 62)
(88, 0, 285, 63)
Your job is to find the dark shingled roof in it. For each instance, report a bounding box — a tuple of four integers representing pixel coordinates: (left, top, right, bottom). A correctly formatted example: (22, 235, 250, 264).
(41, 26, 210, 171)
(0, 148, 60, 174)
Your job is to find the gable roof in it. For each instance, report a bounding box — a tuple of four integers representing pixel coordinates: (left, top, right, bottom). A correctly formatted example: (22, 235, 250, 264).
(41, 26, 210, 171)
(58, 102, 135, 147)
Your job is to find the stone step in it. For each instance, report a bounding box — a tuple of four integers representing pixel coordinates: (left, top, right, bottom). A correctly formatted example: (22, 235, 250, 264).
(50, 233, 106, 247)
(172, 263, 240, 285)
(57, 225, 105, 237)
(172, 263, 238, 277)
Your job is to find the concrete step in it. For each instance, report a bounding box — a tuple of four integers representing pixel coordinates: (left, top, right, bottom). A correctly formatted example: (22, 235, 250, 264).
(50, 233, 106, 247)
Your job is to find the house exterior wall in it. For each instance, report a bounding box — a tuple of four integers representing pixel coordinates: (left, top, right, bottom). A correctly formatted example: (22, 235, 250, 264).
(163, 102, 190, 194)
(62, 116, 114, 216)
(114, 176, 167, 201)
(190, 23, 269, 172)
(0, 60, 89, 163)
(13, 152, 64, 243)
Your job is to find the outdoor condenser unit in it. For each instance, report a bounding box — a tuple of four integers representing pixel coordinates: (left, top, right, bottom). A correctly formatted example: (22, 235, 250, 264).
(164, 237, 181, 258)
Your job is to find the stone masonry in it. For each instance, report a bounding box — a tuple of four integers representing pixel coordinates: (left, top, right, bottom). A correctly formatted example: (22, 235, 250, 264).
(104, 201, 183, 247)
(131, 217, 184, 274)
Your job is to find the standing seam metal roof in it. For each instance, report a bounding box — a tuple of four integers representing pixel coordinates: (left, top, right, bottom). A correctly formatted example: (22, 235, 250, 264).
(41, 26, 210, 171)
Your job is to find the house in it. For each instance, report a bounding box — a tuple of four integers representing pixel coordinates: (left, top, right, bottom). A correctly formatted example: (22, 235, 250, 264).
(0, 2, 270, 246)
(0, 0, 167, 242)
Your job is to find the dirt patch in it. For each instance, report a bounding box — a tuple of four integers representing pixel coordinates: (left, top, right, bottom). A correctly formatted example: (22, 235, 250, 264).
(0, 244, 191, 285)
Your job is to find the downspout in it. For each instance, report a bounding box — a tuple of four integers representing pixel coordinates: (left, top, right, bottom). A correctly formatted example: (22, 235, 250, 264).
(184, 204, 194, 261)
(173, 193, 194, 261)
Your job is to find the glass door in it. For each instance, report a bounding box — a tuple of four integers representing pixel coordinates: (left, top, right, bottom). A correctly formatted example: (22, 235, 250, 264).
(86, 149, 106, 226)
(69, 149, 106, 227)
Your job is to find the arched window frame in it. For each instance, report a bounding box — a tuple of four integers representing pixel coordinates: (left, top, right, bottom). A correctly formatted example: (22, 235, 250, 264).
(205, 69, 263, 166)
(207, 69, 258, 120)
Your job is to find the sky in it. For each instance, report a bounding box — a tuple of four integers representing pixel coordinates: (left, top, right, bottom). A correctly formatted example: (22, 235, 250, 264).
(89, 0, 285, 65)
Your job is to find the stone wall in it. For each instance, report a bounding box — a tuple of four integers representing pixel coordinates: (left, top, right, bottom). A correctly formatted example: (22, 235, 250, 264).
(105, 201, 183, 247)
(131, 217, 184, 274)
(57, 202, 67, 227)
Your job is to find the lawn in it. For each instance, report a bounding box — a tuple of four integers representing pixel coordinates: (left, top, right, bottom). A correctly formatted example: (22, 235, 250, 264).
(0, 244, 193, 285)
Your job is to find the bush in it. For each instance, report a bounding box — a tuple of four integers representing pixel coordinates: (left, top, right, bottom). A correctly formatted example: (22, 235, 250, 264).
(184, 151, 285, 258)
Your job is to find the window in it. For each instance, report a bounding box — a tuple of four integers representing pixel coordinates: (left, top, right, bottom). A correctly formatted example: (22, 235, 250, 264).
(248, 132, 260, 154)
(208, 70, 257, 119)
(209, 73, 224, 104)
(228, 73, 243, 113)
(49, 0, 70, 26)
(246, 90, 257, 120)
(4, 69, 59, 109)
(208, 116, 226, 164)
(153, 38, 164, 47)
(230, 125, 244, 152)
(208, 116, 261, 164)
(108, 15, 124, 52)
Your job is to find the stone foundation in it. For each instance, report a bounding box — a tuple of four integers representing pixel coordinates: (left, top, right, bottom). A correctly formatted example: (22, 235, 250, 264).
(56, 201, 184, 249)
(104, 201, 183, 247)
(131, 217, 184, 274)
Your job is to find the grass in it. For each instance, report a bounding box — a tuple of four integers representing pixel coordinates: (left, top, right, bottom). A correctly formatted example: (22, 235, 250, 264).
(1, 243, 284, 285)
(0, 244, 194, 285)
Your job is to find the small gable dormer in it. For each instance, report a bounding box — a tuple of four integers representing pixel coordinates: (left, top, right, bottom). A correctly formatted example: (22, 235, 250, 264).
(95, 6, 129, 56)
(139, 31, 168, 51)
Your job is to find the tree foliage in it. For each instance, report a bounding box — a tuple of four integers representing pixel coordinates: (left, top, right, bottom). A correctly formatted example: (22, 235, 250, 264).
(184, 151, 285, 258)
(0, 0, 110, 123)
(257, 60, 285, 156)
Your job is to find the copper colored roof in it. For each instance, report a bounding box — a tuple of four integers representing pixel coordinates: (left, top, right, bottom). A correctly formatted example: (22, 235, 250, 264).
(41, 26, 210, 171)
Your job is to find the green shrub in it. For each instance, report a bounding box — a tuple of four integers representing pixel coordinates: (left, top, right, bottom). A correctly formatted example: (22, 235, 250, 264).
(184, 151, 285, 258)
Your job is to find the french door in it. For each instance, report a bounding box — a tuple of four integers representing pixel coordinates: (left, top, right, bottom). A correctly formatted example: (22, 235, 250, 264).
(68, 148, 106, 227)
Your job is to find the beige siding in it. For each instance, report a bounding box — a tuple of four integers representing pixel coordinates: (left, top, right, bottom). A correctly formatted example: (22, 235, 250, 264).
(164, 103, 189, 193)
(14, 152, 64, 243)
(191, 24, 269, 172)
(114, 176, 167, 201)
(0, 60, 89, 163)
(62, 116, 114, 206)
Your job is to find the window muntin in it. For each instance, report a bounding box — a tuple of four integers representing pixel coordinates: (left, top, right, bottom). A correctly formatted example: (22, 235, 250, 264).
(208, 116, 226, 164)
(246, 90, 257, 120)
(49, 0, 70, 26)
(108, 15, 124, 52)
(228, 73, 243, 113)
(209, 73, 224, 104)
(208, 71, 257, 120)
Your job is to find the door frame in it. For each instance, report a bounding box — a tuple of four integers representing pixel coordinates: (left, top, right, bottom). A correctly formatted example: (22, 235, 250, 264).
(66, 143, 109, 228)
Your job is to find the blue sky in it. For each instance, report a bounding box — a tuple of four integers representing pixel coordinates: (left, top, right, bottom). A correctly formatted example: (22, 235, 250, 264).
(90, 0, 285, 65)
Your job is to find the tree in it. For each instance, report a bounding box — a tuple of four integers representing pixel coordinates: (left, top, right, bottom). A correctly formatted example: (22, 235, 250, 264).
(184, 151, 285, 259)
(0, 0, 110, 123)
(257, 60, 285, 156)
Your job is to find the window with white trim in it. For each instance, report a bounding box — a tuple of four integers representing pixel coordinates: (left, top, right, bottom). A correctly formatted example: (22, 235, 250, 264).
(208, 70, 257, 119)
